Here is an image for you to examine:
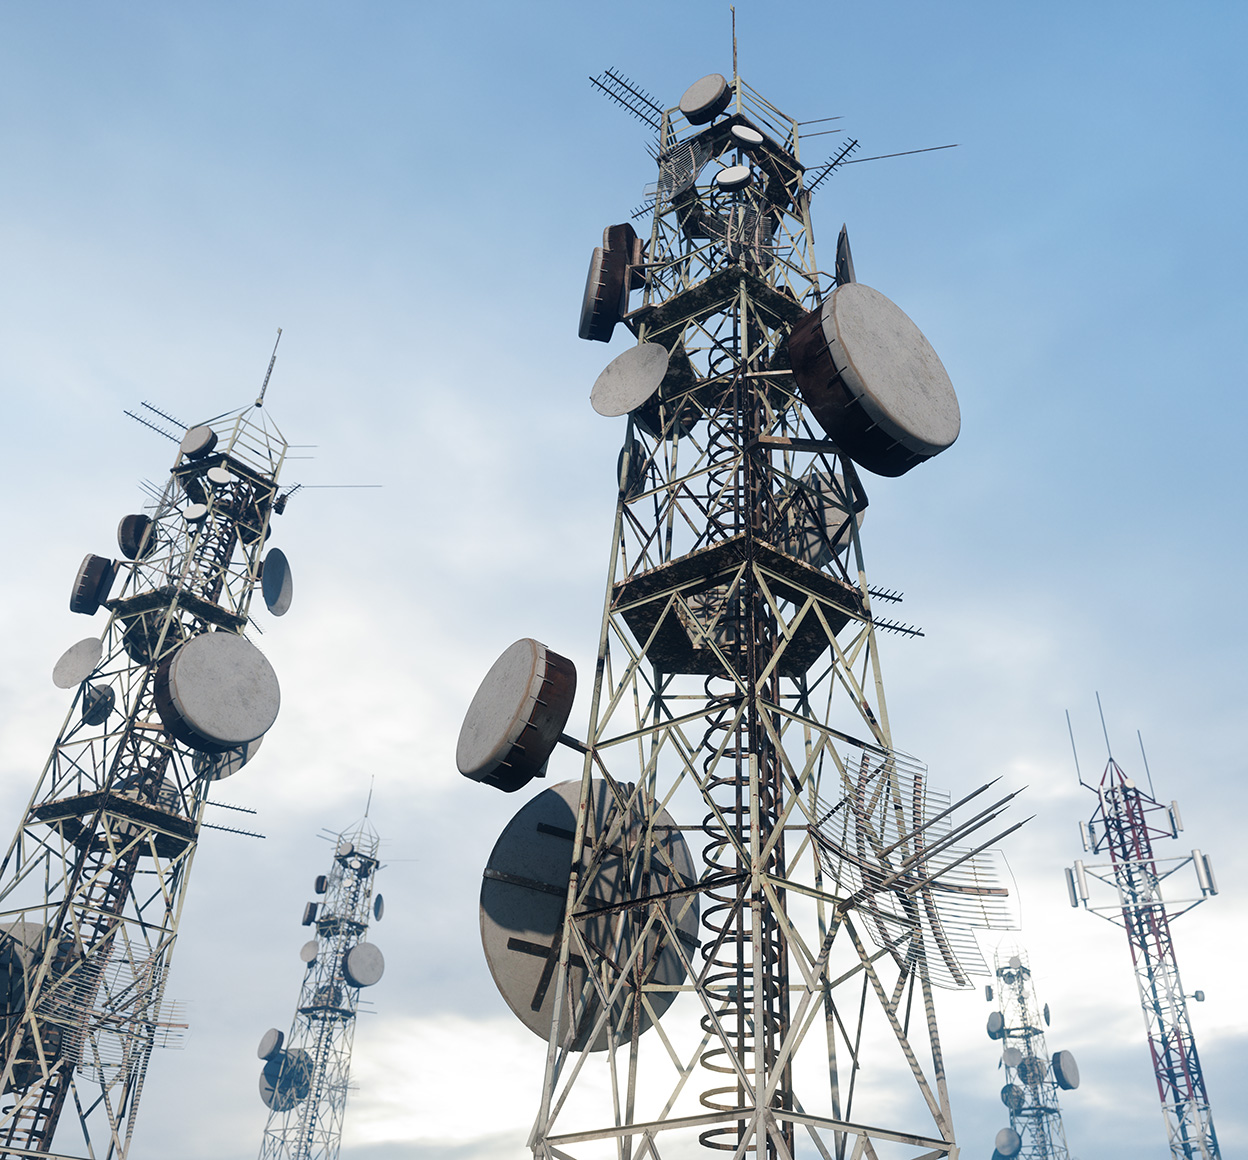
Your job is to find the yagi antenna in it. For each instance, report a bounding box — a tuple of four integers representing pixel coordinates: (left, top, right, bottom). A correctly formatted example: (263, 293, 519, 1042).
(806, 139, 860, 193)
(256, 327, 282, 408)
(140, 401, 186, 430)
(124, 409, 181, 443)
(589, 68, 663, 130)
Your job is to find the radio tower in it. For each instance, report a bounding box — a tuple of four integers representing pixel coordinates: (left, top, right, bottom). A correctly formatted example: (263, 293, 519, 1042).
(257, 815, 385, 1160)
(459, 68, 1022, 1160)
(1065, 712, 1220, 1159)
(0, 344, 294, 1158)
(983, 946, 1078, 1160)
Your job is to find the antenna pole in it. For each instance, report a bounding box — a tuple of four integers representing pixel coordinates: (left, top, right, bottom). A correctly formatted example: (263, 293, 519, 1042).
(1137, 730, 1156, 798)
(731, 6, 738, 80)
(1066, 709, 1090, 789)
(256, 327, 283, 408)
(1095, 690, 1113, 760)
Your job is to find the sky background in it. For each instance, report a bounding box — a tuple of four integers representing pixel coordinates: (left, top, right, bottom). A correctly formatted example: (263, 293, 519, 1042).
(0, 2, 1245, 1158)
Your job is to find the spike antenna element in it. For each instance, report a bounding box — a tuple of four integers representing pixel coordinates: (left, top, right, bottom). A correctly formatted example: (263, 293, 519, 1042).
(257, 327, 283, 408)
(518, 71, 1018, 1160)
(257, 818, 385, 1160)
(1065, 717, 1220, 1159)
(986, 945, 1077, 1158)
(0, 399, 292, 1156)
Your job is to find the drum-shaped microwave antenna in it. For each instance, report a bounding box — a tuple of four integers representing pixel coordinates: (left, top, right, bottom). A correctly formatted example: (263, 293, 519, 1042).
(192, 735, 262, 782)
(1000, 1083, 1025, 1112)
(679, 74, 732, 124)
(789, 283, 960, 477)
(261, 548, 294, 616)
(53, 638, 103, 689)
(986, 1010, 1005, 1040)
(730, 124, 764, 148)
(259, 1048, 312, 1111)
(591, 343, 670, 417)
(69, 555, 116, 616)
(480, 779, 699, 1052)
(994, 1127, 1022, 1158)
(715, 165, 752, 191)
(1052, 1049, 1080, 1090)
(343, 943, 385, 988)
(257, 1028, 284, 1061)
(579, 246, 629, 343)
(117, 513, 157, 560)
(154, 632, 280, 753)
(179, 425, 218, 460)
(457, 638, 577, 793)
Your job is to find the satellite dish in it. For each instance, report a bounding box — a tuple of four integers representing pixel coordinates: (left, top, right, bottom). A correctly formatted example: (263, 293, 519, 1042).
(191, 735, 263, 782)
(1017, 1056, 1046, 1087)
(1008, 954, 1021, 969)
(578, 246, 629, 343)
(1052, 1049, 1080, 1090)
(781, 470, 863, 567)
(835, 224, 856, 286)
(261, 549, 293, 616)
(81, 685, 115, 727)
(117, 514, 158, 560)
(343, 943, 385, 988)
(183, 503, 209, 523)
(153, 632, 280, 753)
(480, 779, 699, 1052)
(789, 283, 960, 477)
(995, 1127, 1022, 1158)
(373, 894, 384, 921)
(1043, 1002, 1050, 1026)
(53, 638, 103, 689)
(679, 73, 732, 124)
(591, 343, 670, 417)
(457, 638, 577, 793)
(986, 1011, 1005, 1040)
(179, 425, 218, 460)
(1002, 1046, 1023, 1069)
(206, 466, 232, 486)
(336, 840, 355, 859)
(257, 1028, 284, 1061)
(1000, 1083, 1025, 1112)
(69, 554, 116, 616)
(299, 940, 319, 964)
(259, 1048, 312, 1110)
(715, 164, 751, 191)
(730, 124, 764, 148)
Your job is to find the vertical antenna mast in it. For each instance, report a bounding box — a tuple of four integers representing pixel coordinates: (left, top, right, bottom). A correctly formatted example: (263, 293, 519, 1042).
(256, 327, 283, 408)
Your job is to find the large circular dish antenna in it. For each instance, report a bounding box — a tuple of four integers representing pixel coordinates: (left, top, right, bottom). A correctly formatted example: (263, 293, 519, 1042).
(591, 343, 670, 417)
(985, 1010, 1005, 1040)
(53, 638, 102, 689)
(679, 74, 732, 124)
(154, 632, 280, 754)
(730, 124, 764, 148)
(261, 549, 293, 616)
(69, 555, 116, 616)
(781, 471, 863, 569)
(1052, 1049, 1080, 1090)
(259, 1048, 312, 1111)
(994, 1127, 1022, 1158)
(1000, 1083, 1025, 1112)
(117, 514, 157, 560)
(789, 283, 960, 477)
(1001, 1046, 1023, 1069)
(343, 943, 385, 987)
(457, 639, 576, 793)
(480, 779, 700, 1052)
(257, 1028, 283, 1061)
(179, 425, 217, 460)
(715, 165, 751, 191)
(578, 246, 628, 343)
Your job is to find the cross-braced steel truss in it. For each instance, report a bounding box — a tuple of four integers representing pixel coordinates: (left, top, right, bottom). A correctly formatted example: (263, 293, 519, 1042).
(1067, 759, 1220, 1160)
(527, 75, 1015, 1160)
(258, 819, 382, 1160)
(0, 405, 289, 1158)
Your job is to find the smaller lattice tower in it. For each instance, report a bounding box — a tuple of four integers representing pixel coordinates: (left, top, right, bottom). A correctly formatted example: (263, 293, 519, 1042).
(256, 817, 386, 1160)
(1065, 711, 1220, 1160)
(983, 946, 1078, 1160)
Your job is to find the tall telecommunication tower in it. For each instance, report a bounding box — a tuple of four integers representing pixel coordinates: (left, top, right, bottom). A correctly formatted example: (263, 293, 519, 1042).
(257, 816, 385, 1160)
(982, 946, 1078, 1160)
(0, 353, 296, 1157)
(1065, 717, 1220, 1160)
(458, 68, 1022, 1160)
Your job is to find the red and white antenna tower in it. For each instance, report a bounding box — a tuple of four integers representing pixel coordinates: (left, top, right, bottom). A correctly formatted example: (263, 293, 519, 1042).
(1065, 706, 1220, 1160)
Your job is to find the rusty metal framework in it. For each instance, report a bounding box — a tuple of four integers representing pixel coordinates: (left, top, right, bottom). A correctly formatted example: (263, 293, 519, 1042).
(0, 404, 289, 1158)
(1066, 756, 1220, 1160)
(258, 819, 382, 1160)
(528, 74, 1016, 1160)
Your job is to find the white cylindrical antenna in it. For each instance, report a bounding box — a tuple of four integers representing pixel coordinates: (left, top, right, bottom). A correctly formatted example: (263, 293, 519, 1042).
(1078, 821, 1091, 852)
(1201, 853, 1218, 896)
(1073, 860, 1090, 902)
(1192, 849, 1210, 894)
(256, 327, 283, 408)
(1170, 800, 1184, 832)
(1064, 867, 1080, 908)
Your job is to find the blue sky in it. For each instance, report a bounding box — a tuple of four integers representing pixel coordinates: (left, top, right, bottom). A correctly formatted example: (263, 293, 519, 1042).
(1, 3, 1245, 1158)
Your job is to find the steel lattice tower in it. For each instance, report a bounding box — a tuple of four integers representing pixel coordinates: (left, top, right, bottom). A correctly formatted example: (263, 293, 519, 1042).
(984, 947, 1075, 1160)
(257, 818, 384, 1160)
(0, 395, 292, 1158)
(503, 70, 1018, 1160)
(1066, 754, 1219, 1159)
